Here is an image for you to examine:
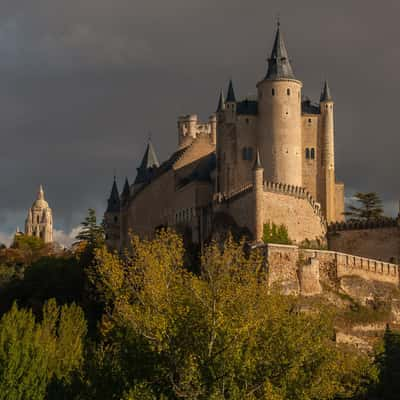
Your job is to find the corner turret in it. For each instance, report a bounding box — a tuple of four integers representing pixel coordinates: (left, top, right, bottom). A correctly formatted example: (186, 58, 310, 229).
(319, 80, 336, 222)
(134, 141, 160, 190)
(104, 177, 121, 250)
(225, 79, 237, 123)
(252, 150, 264, 242)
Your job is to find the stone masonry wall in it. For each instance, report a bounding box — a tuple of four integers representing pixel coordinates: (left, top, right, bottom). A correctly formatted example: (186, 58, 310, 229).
(264, 244, 400, 296)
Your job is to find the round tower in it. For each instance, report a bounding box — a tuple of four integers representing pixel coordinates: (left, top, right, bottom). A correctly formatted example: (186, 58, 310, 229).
(257, 23, 303, 187)
(252, 150, 264, 242)
(319, 81, 336, 222)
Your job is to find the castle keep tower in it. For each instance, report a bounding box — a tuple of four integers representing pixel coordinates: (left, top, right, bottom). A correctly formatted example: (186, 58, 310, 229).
(25, 185, 53, 243)
(257, 23, 303, 187)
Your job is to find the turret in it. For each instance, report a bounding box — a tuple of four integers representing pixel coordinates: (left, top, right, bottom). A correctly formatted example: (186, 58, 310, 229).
(225, 79, 237, 123)
(133, 141, 160, 191)
(104, 177, 121, 250)
(257, 22, 303, 187)
(319, 80, 336, 222)
(252, 150, 264, 242)
(209, 114, 217, 145)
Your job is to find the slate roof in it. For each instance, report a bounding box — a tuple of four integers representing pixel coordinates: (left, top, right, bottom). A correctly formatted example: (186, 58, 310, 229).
(134, 141, 160, 185)
(265, 23, 296, 81)
(301, 99, 320, 115)
(226, 80, 237, 102)
(236, 99, 258, 115)
(106, 179, 120, 213)
(320, 81, 333, 102)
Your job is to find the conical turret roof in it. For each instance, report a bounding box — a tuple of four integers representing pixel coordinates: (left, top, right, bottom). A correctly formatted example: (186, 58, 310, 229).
(106, 178, 120, 213)
(320, 80, 333, 102)
(216, 89, 225, 112)
(134, 141, 160, 185)
(253, 149, 263, 170)
(265, 22, 296, 80)
(226, 79, 236, 102)
(121, 177, 130, 205)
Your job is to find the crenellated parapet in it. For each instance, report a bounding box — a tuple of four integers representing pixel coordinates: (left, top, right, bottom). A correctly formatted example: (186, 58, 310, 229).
(263, 181, 326, 224)
(328, 218, 399, 233)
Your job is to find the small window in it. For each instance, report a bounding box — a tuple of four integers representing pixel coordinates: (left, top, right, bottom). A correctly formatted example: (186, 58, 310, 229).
(245, 118, 249, 124)
(287, 88, 291, 96)
(311, 148, 315, 159)
(242, 147, 253, 161)
(272, 88, 275, 96)
(114, 216, 118, 223)
(305, 148, 310, 159)
(308, 118, 312, 123)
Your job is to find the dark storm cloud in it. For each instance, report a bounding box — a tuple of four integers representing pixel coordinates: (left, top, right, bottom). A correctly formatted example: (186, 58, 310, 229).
(0, 0, 399, 239)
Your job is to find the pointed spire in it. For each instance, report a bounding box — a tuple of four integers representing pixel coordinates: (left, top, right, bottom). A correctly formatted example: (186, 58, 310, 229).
(265, 21, 295, 80)
(134, 141, 160, 185)
(38, 185, 44, 200)
(121, 177, 130, 205)
(216, 89, 225, 112)
(320, 80, 333, 102)
(226, 79, 236, 103)
(106, 177, 120, 213)
(253, 149, 263, 170)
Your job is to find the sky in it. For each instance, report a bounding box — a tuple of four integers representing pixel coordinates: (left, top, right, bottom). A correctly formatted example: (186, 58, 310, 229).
(0, 0, 399, 246)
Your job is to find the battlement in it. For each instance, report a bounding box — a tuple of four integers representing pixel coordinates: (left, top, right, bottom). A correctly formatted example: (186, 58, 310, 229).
(263, 181, 326, 224)
(265, 244, 400, 291)
(177, 114, 217, 148)
(328, 218, 399, 233)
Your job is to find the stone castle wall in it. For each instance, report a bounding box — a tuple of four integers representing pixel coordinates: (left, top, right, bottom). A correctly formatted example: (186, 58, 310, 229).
(264, 244, 400, 296)
(328, 225, 400, 263)
(216, 181, 326, 243)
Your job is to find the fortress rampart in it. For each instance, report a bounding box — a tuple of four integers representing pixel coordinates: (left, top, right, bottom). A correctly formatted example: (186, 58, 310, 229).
(264, 243, 400, 296)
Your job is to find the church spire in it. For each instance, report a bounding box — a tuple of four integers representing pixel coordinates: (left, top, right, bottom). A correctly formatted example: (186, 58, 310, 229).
(320, 80, 333, 102)
(265, 21, 295, 80)
(216, 89, 225, 112)
(106, 177, 120, 213)
(226, 79, 236, 102)
(121, 177, 130, 205)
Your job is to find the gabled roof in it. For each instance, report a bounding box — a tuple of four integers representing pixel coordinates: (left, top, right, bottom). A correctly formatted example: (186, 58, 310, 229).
(265, 23, 296, 80)
(106, 178, 120, 213)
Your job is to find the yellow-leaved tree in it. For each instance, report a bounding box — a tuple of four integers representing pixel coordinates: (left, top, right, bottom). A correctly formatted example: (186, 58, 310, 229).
(85, 229, 376, 400)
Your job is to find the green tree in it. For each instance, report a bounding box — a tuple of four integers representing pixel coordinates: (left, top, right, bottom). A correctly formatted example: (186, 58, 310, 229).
(84, 230, 374, 400)
(263, 222, 292, 245)
(0, 300, 87, 400)
(344, 192, 384, 222)
(373, 325, 400, 399)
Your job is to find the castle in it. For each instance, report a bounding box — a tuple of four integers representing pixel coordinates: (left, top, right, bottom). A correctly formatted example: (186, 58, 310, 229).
(104, 23, 345, 250)
(24, 185, 53, 243)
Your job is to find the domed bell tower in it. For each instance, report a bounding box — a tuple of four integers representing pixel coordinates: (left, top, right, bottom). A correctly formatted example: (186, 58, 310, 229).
(257, 22, 303, 187)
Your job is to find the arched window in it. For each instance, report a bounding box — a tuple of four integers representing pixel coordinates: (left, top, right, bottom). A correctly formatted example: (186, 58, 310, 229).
(305, 148, 310, 159)
(287, 88, 291, 96)
(311, 148, 315, 159)
(308, 118, 312, 123)
(272, 88, 275, 96)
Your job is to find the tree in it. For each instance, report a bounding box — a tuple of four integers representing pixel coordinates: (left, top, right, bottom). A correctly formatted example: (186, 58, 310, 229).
(344, 192, 384, 222)
(84, 230, 375, 400)
(75, 208, 105, 267)
(0, 300, 87, 400)
(263, 222, 292, 245)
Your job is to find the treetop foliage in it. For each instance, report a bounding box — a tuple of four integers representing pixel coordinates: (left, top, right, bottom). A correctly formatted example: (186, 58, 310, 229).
(344, 192, 384, 222)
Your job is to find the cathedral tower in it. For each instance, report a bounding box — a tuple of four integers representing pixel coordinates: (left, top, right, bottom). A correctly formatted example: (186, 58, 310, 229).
(319, 81, 336, 222)
(25, 185, 53, 243)
(257, 23, 303, 186)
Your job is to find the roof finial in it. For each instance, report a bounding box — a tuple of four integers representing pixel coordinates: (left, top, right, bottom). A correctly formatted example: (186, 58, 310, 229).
(277, 14, 281, 28)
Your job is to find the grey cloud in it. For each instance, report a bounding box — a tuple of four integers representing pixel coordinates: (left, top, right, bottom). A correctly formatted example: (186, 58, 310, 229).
(0, 0, 399, 237)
